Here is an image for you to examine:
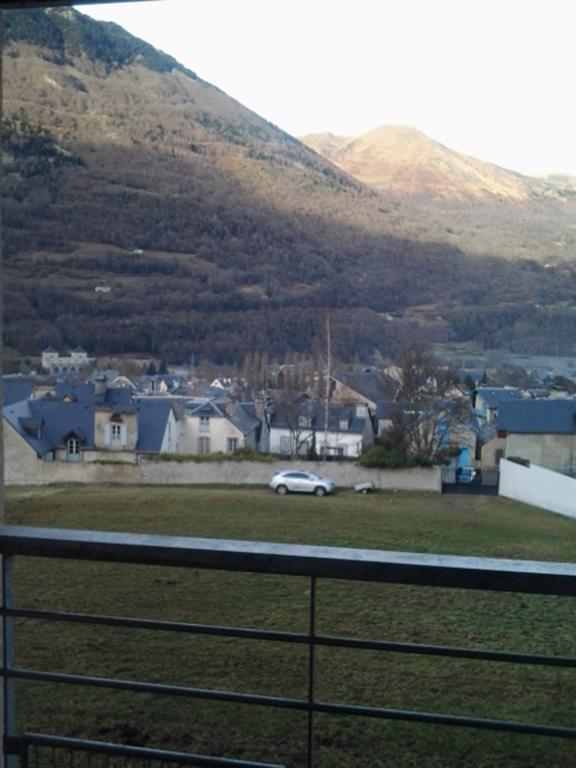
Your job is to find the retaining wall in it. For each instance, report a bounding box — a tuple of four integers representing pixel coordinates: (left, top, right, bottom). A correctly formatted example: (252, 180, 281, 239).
(499, 458, 576, 518)
(5, 420, 441, 492)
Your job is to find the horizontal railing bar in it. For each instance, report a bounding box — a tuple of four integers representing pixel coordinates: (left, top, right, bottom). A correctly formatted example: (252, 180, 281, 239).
(5, 733, 285, 768)
(5, 668, 575, 740)
(3, 608, 307, 644)
(316, 634, 576, 668)
(6, 608, 576, 668)
(4, 668, 307, 709)
(1, 525, 576, 594)
(314, 701, 576, 739)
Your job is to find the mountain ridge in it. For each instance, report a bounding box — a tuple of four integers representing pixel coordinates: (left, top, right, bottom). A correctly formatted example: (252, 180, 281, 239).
(3, 8, 576, 364)
(300, 125, 576, 203)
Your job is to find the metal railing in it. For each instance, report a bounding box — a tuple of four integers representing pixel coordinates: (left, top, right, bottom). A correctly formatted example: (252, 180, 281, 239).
(1, 525, 576, 767)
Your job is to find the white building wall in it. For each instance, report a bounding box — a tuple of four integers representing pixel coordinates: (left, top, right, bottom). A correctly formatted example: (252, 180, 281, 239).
(179, 415, 245, 454)
(499, 458, 576, 518)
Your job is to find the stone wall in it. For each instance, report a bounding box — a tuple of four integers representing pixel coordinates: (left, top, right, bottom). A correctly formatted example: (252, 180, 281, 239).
(139, 459, 442, 491)
(4, 421, 441, 492)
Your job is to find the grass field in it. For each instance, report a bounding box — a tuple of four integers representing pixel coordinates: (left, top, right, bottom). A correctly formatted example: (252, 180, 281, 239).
(5, 486, 576, 768)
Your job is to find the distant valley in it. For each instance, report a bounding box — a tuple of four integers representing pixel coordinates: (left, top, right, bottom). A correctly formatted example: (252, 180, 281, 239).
(2, 8, 576, 364)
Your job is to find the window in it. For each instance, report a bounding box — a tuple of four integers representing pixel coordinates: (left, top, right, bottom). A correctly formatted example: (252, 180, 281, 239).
(198, 437, 210, 454)
(199, 416, 210, 432)
(280, 436, 290, 454)
(108, 422, 126, 447)
(298, 416, 311, 428)
(227, 438, 238, 454)
(66, 438, 80, 462)
(339, 419, 349, 431)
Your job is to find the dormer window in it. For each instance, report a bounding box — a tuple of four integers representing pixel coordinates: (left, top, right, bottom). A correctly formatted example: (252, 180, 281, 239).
(339, 419, 349, 431)
(298, 416, 311, 428)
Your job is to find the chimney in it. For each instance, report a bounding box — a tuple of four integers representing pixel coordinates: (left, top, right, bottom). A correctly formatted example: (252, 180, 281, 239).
(94, 375, 107, 396)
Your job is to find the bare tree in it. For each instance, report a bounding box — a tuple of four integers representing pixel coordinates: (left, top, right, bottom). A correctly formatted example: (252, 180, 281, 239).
(388, 344, 465, 460)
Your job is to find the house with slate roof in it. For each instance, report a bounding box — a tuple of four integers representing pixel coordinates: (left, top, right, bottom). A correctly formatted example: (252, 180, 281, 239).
(268, 401, 373, 458)
(483, 399, 576, 473)
(3, 381, 179, 470)
(473, 387, 523, 424)
(180, 399, 260, 455)
(330, 370, 400, 414)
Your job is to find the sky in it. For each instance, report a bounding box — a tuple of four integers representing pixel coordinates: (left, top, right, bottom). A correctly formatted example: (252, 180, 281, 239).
(84, 0, 576, 177)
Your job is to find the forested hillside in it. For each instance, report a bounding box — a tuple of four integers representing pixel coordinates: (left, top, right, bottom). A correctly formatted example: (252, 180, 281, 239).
(3, 8, 576, 363)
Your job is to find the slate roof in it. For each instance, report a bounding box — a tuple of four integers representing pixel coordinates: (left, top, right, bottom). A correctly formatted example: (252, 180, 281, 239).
(135, 399, 174, 453)
(4, 394, 95, 457)
(332, 370, 399, 403)
(375, 400, 399, 421)
(185, 399, 260, 436)
(3, 384, 174, 457)
(3, 377, 34, 406)
(475, 387, 522, 407)
(269, 402, 368, 434)
(498, 399, 576, 434)
(228, 403, 261, 436)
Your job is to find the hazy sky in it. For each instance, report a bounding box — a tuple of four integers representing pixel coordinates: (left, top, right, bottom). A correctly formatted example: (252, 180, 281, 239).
(84, 0, 576, 177)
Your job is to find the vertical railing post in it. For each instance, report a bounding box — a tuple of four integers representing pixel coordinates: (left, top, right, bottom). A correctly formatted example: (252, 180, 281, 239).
(307, 576, 317, 768)
(2, 556, 15, 768)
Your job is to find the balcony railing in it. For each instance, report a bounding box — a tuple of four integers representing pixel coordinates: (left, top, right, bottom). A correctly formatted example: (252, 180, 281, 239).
(1, 525, 576, 767)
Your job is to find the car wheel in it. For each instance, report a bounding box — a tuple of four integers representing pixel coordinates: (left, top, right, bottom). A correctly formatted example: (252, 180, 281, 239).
(314, 486, 327, 497)
(276, 484, 288, 496)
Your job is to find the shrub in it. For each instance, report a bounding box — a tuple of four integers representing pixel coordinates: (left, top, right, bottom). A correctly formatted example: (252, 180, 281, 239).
(150, 451, 275, 464)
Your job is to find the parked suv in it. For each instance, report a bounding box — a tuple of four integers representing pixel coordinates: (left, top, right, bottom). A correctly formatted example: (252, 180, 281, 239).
(269, 470, 335, 496)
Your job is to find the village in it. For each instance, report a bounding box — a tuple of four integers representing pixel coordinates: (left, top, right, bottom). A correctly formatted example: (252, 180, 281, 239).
(3, 346, 575, 513)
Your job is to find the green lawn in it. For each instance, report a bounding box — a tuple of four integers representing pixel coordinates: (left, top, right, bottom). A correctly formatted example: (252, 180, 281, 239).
(5, 486, 576, 768)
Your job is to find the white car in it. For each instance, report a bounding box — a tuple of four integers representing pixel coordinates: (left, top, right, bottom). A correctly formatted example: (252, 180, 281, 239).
(269, 470, 336, 496)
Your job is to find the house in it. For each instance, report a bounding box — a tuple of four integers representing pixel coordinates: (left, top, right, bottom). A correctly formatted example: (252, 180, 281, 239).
(3, 381, 179, 467)
(489, 399, 576, 473)
(179, 399, 260, 455)
(41, 346, 94, 375)
(330, 369, 400, 413)
(268, 401, 374, 458)
(473, 387, 522, 424)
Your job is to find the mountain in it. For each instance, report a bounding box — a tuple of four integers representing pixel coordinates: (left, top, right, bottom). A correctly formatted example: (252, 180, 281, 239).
(301, 125, 565, 202)
(301, 126, 576, 264)
(3, 8, 576, 364)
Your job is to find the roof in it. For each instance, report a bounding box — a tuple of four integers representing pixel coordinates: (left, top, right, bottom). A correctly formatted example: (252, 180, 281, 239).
(375, 400, 398, 420)
(3, 377, 34, 406)
(135, 399, 174, 453)
(498, 399, 576, 434)
(475, 388, 522, 407)
(270, 402, 368, 435)
(42, 345, 58, 353)
(3, 384, 166, 457)
(4, 394, 95, 457)
(228, 403, 261, 436)
(332, 370, 399, 403)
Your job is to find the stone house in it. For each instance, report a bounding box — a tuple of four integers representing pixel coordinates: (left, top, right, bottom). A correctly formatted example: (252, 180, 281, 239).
(179, 399, 260, 455)
(486, 398, 576, 473)
(3, 381, 179, 470)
